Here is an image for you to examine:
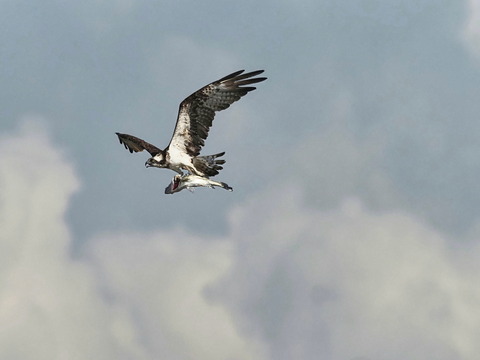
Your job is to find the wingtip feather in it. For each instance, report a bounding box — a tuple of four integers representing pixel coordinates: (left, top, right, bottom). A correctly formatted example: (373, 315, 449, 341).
(218, 70, 245, 82)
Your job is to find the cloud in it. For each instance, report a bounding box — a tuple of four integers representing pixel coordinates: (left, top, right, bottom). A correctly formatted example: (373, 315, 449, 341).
(211, 188, 480, 360)
(0, 119, 265, 360)
(87, 229, 266, 360)
(0, 118, 121, 360)
(463, 0, 480, 59)
(2, 118, 480, 360)
(286, 93, 400, 211)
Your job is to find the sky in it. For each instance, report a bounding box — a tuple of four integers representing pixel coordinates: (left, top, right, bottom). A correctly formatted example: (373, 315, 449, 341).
(2, 0, 480, 359)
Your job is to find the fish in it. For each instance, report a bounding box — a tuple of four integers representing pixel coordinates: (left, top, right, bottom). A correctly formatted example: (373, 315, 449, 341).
(164, 174, 233, 194)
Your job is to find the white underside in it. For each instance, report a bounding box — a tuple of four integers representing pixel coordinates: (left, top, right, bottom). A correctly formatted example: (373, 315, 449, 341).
(166, 147, 194, 173)
(165, 174, 230, 194)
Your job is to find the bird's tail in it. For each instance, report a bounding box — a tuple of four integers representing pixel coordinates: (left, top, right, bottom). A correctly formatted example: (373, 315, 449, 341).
(220, 182, 233, 191)
(194, 152, 226, 177)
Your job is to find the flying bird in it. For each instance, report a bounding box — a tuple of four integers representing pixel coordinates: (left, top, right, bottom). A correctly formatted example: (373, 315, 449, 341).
(116, 69, 267, 177)
(164, 174, 233, 194)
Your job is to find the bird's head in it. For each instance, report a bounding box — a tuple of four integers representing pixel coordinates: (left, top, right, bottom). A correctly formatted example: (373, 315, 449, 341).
(145, 154, 166, 168)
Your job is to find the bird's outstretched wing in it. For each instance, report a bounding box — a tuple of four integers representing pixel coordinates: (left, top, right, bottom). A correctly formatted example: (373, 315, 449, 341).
(167, 70, 267, 158)
(116, 132, 162, 156)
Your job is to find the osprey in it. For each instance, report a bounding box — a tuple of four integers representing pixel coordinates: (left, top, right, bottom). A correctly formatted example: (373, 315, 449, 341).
(164, 174, 233, 194)
(116, 69, 267, 177)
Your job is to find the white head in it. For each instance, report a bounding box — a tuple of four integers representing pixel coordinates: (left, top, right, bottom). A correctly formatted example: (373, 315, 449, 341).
(145, 153, 166, 168)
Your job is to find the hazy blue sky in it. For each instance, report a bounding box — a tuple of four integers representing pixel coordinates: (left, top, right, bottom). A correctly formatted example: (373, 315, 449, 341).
(2, 1, 480, 359)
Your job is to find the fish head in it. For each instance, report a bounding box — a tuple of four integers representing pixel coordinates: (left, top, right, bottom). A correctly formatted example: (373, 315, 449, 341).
(164, 175, 182, 194)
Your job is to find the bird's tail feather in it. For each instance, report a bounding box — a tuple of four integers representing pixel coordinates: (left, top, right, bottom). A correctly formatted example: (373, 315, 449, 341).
(220, 182, 233, 191)
(194, 152, 226, 177)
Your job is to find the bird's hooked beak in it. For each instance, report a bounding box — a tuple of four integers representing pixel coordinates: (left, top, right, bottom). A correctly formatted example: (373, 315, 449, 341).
(145, 156, 164, 168)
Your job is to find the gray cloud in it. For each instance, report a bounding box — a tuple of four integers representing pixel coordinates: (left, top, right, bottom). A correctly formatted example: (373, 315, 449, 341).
(2, 1, 480, 359)
(2, 119, 480, 360)
(463, 0, 480, 57)
(211, 189, 480, 360)
(1, 0, 478, 239)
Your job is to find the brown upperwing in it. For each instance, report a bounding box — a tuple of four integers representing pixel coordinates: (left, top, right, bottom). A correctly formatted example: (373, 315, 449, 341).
(115, 133, 161, 156)
(168, 70, 267, 158)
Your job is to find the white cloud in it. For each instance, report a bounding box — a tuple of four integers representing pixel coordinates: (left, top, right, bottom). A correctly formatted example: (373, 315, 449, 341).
(87, 229, 266, 360)
(0, 119, 121, 360)
(0, 119, 265, 360)
(2, 119, 480, 360)
(463, 0, 480, 59)
(212, 188, 480, 360)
